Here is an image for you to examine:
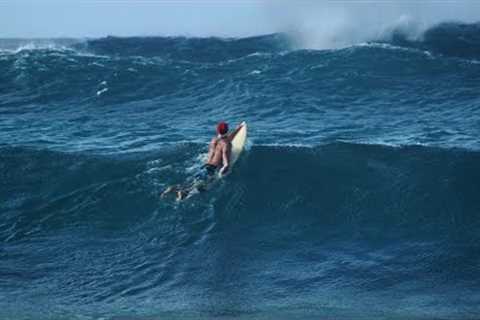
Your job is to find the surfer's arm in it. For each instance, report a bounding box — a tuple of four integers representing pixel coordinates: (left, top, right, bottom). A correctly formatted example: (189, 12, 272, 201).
(206, 138, 216, 163)
(219, 143, 231, 175)
(228, 123, 244, 142)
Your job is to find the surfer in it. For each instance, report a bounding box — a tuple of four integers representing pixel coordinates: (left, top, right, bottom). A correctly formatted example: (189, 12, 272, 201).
(206, 121, 232, 176)
(161, 121, 242, 201)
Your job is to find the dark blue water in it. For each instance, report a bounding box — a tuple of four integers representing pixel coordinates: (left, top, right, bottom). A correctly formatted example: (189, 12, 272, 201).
(1, 22, 480, 320)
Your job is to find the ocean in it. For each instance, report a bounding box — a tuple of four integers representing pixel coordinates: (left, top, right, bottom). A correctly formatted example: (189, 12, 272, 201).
(1, 22, 480, 319)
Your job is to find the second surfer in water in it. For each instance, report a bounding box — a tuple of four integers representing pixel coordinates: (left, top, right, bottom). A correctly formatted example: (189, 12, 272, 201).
(161, 121, 242, 201)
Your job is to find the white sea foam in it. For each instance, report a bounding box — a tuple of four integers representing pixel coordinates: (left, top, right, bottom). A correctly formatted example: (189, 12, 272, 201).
(96, 88, 109, 96)
(353, 42, 434, 58)
(11, 43, 70, 54)
(266, 1, 480, 50)
(0, 41, 114, 62)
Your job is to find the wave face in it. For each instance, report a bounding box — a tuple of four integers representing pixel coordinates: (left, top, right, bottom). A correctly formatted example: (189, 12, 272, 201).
(1, 22, 480, 319)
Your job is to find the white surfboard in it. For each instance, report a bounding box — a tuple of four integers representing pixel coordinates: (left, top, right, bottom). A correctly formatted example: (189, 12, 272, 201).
(224, 121, 247, 176)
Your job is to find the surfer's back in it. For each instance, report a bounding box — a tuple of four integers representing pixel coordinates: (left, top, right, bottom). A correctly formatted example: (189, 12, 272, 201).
(207, 136, 231, 168)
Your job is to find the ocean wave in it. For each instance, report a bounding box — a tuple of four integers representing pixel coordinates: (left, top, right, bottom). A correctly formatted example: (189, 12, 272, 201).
(78, 33, 290, 63)
(2, 19, 480, 320)
(2, 142, 479, 243)
(2, 21, 480, 60)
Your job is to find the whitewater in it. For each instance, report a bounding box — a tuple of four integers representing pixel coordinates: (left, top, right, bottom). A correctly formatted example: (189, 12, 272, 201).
(1, 22, 480, 320)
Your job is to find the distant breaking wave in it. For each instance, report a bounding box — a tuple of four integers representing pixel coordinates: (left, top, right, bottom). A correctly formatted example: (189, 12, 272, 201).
(1, 22, 480, 60)
(386, 22, 480, 59)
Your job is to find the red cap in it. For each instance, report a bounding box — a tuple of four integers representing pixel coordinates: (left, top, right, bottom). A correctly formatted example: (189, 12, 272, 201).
(217, 122, 228, 135)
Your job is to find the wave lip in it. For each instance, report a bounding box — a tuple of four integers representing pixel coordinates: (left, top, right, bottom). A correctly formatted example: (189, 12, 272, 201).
(0, 38, 81, 54)
(79, 33, 291, 62)
(387, 22, 480, 59)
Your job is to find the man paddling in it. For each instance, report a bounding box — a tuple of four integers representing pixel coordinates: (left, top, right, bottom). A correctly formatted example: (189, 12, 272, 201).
(161, 121, 242, 201)
(206, 121, 232, 176)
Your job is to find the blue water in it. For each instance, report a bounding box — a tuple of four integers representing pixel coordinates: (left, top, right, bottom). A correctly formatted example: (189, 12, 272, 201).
(1, 22, 480, 320)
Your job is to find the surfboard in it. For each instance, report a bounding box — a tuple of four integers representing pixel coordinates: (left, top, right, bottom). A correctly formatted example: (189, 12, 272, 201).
(227, 121, 247, 171)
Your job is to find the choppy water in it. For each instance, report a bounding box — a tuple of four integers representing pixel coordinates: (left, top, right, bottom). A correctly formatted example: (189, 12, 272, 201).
(1, 22, 480, 320)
